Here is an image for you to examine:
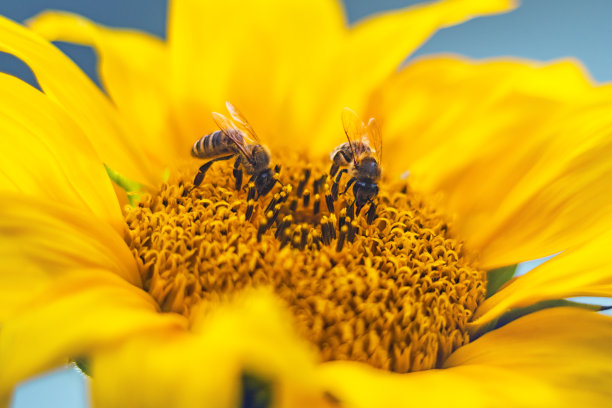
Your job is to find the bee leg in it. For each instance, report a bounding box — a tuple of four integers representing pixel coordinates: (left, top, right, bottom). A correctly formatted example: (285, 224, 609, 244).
(243, 175, 256, 192)
(247, 182, 257, 201)
(340, 177, 356, 195)
(330, 162, 340, 178)
(244, 175, 259, 200)
(245, 198, 254, 221)
(356, 203, 365, 217)
(245, 179, 258, 220)
(234, 169, 243, 191)
(233, 156, 243, 191)
(366, 201, 377, 225)
(192, 154, 235, 190)
(331, 169, 348, 200)
(249, 184, 260, 202)
(274, 164, 281, 174)
(330, 150, 352, 177)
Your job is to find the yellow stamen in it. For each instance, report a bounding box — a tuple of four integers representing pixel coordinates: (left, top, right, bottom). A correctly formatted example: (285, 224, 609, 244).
(124, 152, 485, 373)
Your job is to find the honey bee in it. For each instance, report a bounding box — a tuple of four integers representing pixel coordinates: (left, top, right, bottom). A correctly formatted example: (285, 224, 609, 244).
(191, 101, 279, 198)
(330, 107, 382, 216)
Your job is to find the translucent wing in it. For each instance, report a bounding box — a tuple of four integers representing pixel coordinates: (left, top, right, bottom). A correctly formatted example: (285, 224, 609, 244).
(225, 101, 260, 144)
(365, 117, 382, 164)
(341, 107, 367, 165)
(211, 111, 252, 161)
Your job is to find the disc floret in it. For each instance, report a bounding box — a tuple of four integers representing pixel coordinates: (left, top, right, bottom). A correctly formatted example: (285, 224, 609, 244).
(124, 153, 486, 373)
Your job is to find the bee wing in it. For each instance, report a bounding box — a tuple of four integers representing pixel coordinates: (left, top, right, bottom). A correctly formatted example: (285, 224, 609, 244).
(341, 107, 367, 165)
(212, 111, 253, 161)
(225, 101, 261, 144)
(365, 117, 382, 164)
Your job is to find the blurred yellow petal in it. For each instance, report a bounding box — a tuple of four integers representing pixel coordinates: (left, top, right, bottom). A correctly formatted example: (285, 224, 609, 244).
(167, 0, 515, 154)
(0, 271, 187, 400)
(370, 56, 611, 268)
(371, 56, 593, 178)
(328, 0, 519, 127)
(318, 0, 518, 151)
(0, 15, 157, 185)
(320, 308, 612, 408)
(0, 259, 49, 325)
(447, 308, 612, 405)
(0, 194, 138, 284)
(319, 361, 551, 407)
(0, 73, 122, 231)
(167, 0, 345, 149)
(91, 289, 332, 408)
(0, 194, 141, 319)
(27, 11, 180, 172)
(473, 230, 612, 327)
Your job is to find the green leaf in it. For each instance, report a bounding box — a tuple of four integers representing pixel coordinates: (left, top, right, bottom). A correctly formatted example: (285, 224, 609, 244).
(475, 299, 609, 338)
(485, 264, 517, 298)
(104, 164, 144, 207)
(495, 299, 604, 327)
(241, 371, 273, 408)
(73, 357, 91, 376)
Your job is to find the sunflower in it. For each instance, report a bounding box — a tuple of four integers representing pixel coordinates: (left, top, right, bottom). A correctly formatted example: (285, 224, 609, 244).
(2, 0, 612, 406)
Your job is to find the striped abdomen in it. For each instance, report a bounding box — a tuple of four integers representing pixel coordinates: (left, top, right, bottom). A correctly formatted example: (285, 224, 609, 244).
(191, 130, 239, 159)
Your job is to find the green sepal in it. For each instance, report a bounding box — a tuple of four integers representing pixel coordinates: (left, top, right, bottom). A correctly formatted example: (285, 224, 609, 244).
(485, 264, 517, 298)
(475, 299, 608, 338)
(496, 299, 604, 327)
(241, 371, 273, 408)
(73, 357, 91, 376)
(104, 165, 144, 207)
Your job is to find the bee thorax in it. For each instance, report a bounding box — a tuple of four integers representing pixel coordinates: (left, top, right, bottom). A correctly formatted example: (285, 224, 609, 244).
(244, 145, 271, 174)
(355, 156, 380, 180)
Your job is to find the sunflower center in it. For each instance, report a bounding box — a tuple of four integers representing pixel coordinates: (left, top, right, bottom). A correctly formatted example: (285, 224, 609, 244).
(124, 151, 485, 373)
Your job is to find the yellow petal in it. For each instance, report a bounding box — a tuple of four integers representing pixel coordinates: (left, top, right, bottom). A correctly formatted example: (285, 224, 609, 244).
(473, 230, 612, 327)
(0, 194, 141, 319)
(168, 0, 515, 155)
(167, 0, 345, 150)
(0, 73, 123, 231)
(319, 361, 549, 408)
(27, 12, 180, 172)
(0, 271, 187, 400)
(471, 98, 612, 267)
(327, 0, 519, 126)
(316, 0, 518, 153)
(0, 15, 157, 185)
(447, 308, 612, 405)
(0, 258, 49, 325)
(370, 55, 611, 268)
(308, 0, 519, 153)
(319, 308, 612, 407)
(90, 289, 333, 408)
(370, 56, 593, 177)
